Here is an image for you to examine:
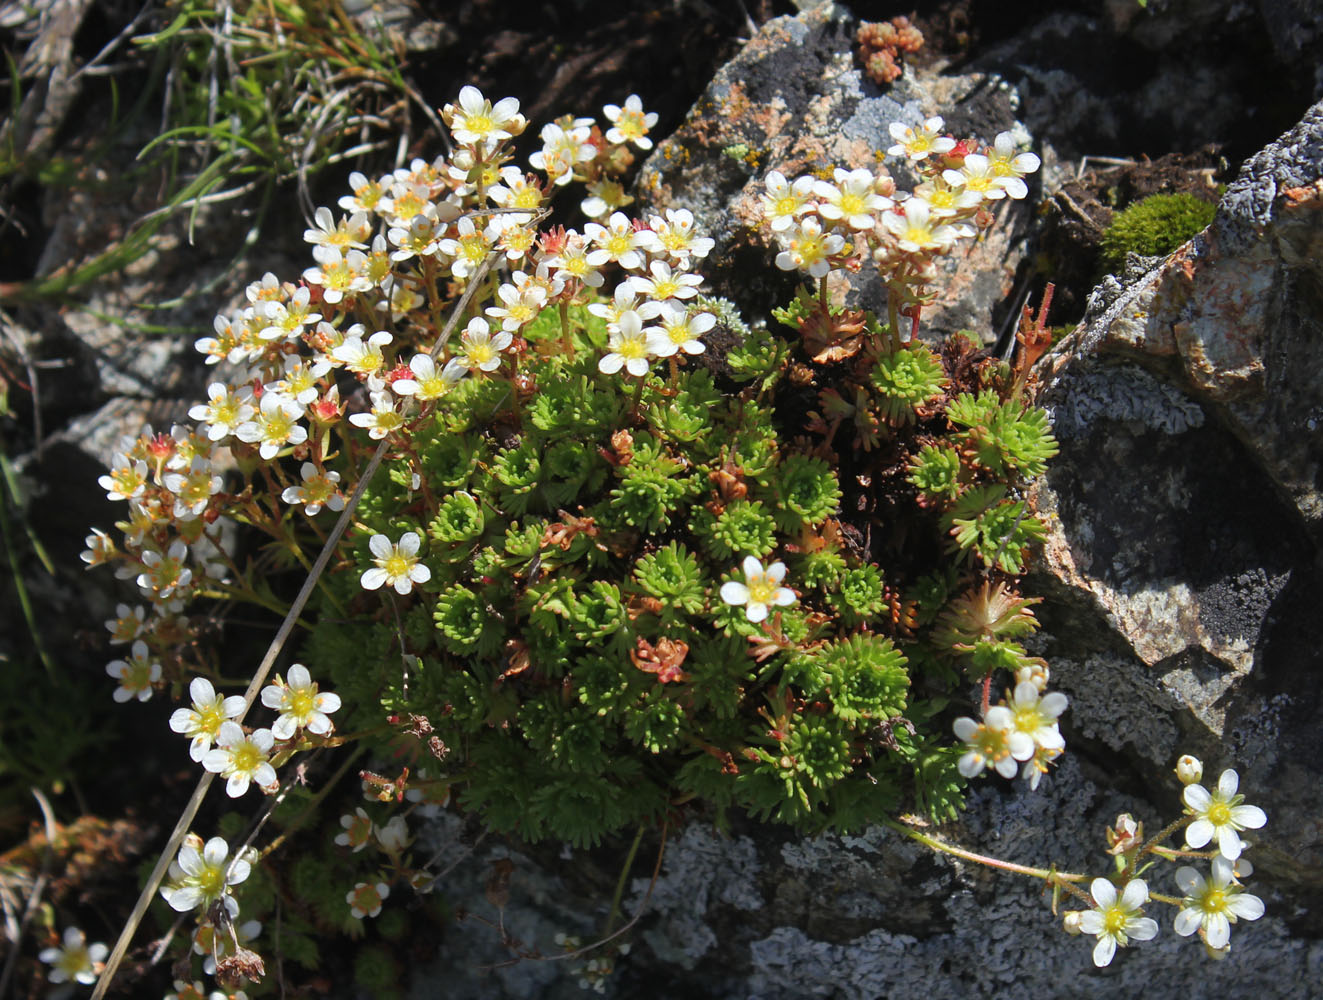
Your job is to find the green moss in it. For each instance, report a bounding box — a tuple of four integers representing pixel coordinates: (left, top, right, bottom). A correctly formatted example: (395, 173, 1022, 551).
(1100, 192, 1217, 270)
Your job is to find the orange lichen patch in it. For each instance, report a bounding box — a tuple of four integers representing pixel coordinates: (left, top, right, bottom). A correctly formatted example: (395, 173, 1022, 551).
(1281, 181, 1323, 210)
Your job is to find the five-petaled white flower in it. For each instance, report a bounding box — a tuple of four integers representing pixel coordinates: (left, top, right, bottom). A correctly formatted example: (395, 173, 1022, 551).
(39, 926, 108, 985)
(887, 115, 956, 161)
(161, 835, 251, 918)
(1183, 769, 1267, 860)
(1078, 877, 1159, 967)
(1174, 855, 1265, 950)
(761, 171, 818, 232)
(170, 676, 246, 762)
(882, 198, 963, 254)
(442, 317, 512, 381)
(106, 639, 161, 703)
(597, 310, 668, 378)
(281, 462, 345, 516)
(603, 94, 659, 150)
(444, 86, 524, 148)
(774, 217, 845, 278)
(953, 705, 1034, 779)
(347, 881, 390, 919)
(815, 167, 893, 231)
(986, 130, 1041, 200)
(361, 531, 431, 595)
(1005, 680, 1068, 751)
(203, 721, 279, 797)
(649, 302, 714, 357)
(336, 807, 374, 852)
(720, 556, 795, 623)
(261, 663, 341, 740)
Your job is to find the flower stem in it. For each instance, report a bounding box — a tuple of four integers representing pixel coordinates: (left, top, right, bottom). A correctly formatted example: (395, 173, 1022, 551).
(883, 818, 1091, 900)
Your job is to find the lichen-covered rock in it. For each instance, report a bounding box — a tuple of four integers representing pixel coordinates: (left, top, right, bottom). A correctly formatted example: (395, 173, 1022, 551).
(633, 2, 1036, 343)
(1031, 97, 1323, 933)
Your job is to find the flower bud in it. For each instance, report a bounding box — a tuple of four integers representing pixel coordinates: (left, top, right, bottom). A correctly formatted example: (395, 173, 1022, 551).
(1175, 754, 1203, 785)
(1203, 940, 1231, 961)
(1105, 813, 1143, 855)
(1062, 911, 1083, 936)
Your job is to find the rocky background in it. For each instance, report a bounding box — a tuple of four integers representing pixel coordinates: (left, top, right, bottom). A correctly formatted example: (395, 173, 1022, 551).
(2, 1, 1321, 998)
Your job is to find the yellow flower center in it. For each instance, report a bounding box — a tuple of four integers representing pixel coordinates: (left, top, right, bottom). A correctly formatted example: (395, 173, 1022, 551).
(839, 192, 866, 215)
(465, 113, 493, 135)
(393, 191, 425, 221)
(662, 230, 690, 252)
(1202, 887, 1227, 913)
(1102, 905, 1128, 935)
(232, 741, 262, 773)
(289, 688, 315, 719)
(747, 576, 777, 605)
(467, 344, 496, 366)
(605, 234, 633, 256)
(1207, 801, 1232, 826)
(904, 225, 933, 247)
(616, 338, 647, 360)
(384, 553, 414, 579)
(652, 278, 680, 298)
(774, 195, 799, 216)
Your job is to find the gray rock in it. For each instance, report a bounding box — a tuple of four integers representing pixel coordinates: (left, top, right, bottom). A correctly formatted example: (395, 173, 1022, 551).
(634, 2, 1037, 344)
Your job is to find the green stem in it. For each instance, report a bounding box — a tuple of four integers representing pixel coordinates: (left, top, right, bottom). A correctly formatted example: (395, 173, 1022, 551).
(883, 818, 1091, 901)
(1125, 814, 1193, 881)
(604, 824, 646, 938)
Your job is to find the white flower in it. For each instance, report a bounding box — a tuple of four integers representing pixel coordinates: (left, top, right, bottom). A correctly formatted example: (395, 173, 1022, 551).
(952, 705, 1034, 779)
(773, 217, 845, 278)
(886, 115, 956, 160)
(161, 456, 223, 520)
(330, 329, 393, 377)
(1183, 769, 1267, 860)
(1078, 877, 1159, 967)
(760, 171, 818, 232)
(39, 926, 108, 985)
(444, 86, 524, 147)
(104, 602, 147, 645)
(302, 205, 369, 250)
(645, 208, 714, 263)
(302, 245, 371, 303)
(361, 531, 431, 595)
(234, 391, 307, 460)
(597, 310, 667, 378)
(719, 556, 795, 623)
(627, 259, 704, 302)
(649, 302, 714, 357)
(488, 166, 545, 222)
(1175, 754, 1203, 785)
(160, 835, 251, 917)
(335, 807, 373, 852)
(1005, 681, 1068, 750)
(603, 94, 658, 149)
(260, 663, 341, 740)
(881, 198, 963, 253)
(485, 272, 549, 331)
(202, 721, 279, 797)
(438, 215, 498, 279)
(190, 917, 261, 977)
(281, 462, 345, 516)
(441, 317, 512, 383)
(136, 539, 193, 600)
(347, 881, 390, 919)
(98, 452, 148, 502)
(339, 170, 392, 214)
(1173, 855, 1265, 949)
(986, 131, 1041, 200)
(170, 676, 246, 762)
(347, 389, 407, 440)
(530, 122, 595, 186)
(814, 167, 892, 230)
(585, 212, 649, 271)
(587, 282, 662, 330)
(106, 639, 161, 703)
(548, 231, 606, 288)
(942, 153, 1004, 201)
(189, 382, 256, 442)
(392, 353, 461, 401)
(376, 814, 410, 853)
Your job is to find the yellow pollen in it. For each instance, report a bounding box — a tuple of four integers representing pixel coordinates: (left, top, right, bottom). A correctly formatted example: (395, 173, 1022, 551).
(232, 742, 262, 771)
(466, 113, 493, 134)
(617, 338, 647, 359)
(1103, 905, 1128, 935)
(904, 226, 931, 246)
(775, 195, 799, 216)
(289, 689, 315, 718)
(1207, 802, 1232, 826)
(384, 553, 413, 578)
(747, 577, 777, 605)
(514, 188, 541, 209)
(653, 279, 679, 298)
(839, 193, 865, 215)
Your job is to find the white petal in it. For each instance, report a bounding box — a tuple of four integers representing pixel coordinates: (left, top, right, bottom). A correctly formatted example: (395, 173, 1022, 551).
(271, 715, 297, 740)
(1091, 935, 1117, 967)
(1127, 916, 1159, 941)
(720, 582, 749, 606)
(1090, 878, 1117, 908)
(1230, 804, 1267, 830)
(1185, 819, 1213, 849)
(957, 752, 985, 778)
(1173, 908, 1202, 937)
(189, 677, 216, 704)
(287, 664, 311, 688)
(1226, 893, 1264, 921)
(203, 837, 229, 866)
(1216, 826, 1244, 860)
(746, 602, 769, 623)
(1217, 769, 1239, 797)
(1077, 911, 1104, 935)
(369, 535, 393, 558)
(1119, 879, 1149, 909)
(952, 717, 979, 741)
(741, 555, 763, 578)
(361, 567, 388, 590)
(1174, 866, 1203, 895)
